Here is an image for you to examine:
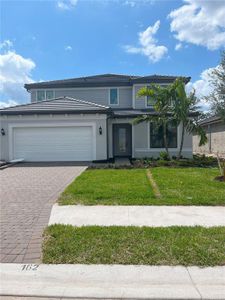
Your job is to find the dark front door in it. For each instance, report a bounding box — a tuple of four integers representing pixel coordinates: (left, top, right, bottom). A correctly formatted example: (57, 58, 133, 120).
(113, 124, 132, 157)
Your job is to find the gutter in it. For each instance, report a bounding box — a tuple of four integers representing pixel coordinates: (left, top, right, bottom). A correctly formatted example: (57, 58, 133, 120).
(0, 109, 111, 116)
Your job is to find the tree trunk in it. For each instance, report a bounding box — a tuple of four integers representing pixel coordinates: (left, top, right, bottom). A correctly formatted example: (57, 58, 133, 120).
(178, 122, 185, 160)
(163, 122, 170, 160)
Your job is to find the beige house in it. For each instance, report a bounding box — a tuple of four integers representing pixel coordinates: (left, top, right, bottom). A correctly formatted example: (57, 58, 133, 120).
(193, 115, 225, 158)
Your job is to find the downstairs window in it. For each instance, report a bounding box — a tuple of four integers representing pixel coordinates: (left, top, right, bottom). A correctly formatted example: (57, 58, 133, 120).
(150, 121, 177, 148)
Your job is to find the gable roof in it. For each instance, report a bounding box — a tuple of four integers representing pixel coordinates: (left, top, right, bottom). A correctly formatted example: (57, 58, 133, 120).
(24, 73, 191, 90)
(0, 97, 110, 115)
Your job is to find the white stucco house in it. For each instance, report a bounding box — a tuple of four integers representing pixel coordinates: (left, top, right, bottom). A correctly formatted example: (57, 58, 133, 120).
(0, 73, 193, 162)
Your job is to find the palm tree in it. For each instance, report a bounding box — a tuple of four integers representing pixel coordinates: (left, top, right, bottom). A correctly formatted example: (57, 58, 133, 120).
(134, 79, 207, 160)
(135, 84, 174, 159)
(171, 78, 207, 159)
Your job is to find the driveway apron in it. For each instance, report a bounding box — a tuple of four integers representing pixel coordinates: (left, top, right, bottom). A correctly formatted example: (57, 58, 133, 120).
(0, 163, 86, 263)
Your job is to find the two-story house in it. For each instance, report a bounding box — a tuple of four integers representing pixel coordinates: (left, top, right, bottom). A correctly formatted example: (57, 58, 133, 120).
(0, 74, 192, 162)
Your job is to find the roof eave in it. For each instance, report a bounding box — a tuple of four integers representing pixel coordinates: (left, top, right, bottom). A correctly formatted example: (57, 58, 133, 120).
(24, 81, 133, 91)
(0, 109, 110, 116)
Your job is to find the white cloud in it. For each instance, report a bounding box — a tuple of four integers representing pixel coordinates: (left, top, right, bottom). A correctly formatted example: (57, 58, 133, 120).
(175, 43, 182, 51)
(0, 100, 18, 109)
(65, 45, 72, 51)
(123, 0, 154, 7)
(57, 0, 78, 10)
(0, 50, 35, 106)
(186, 66, 220, 111)
(168, 0, 225, 50)
(124, 20, 168, 63)
(0, 39, 13, 51)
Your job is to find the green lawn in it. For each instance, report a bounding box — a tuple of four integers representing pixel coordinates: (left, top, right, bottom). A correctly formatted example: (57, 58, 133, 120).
(58, 167, 225, 206)
(58, 169, 154, 205)
(151, 167, 225, 205)
(42, 225, 225, 266)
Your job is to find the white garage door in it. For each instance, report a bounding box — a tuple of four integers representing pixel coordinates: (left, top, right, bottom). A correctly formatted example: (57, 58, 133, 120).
(12, 126, 95, 162)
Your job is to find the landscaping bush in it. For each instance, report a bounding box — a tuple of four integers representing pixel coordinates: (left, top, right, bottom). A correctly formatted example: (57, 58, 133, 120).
(89, 154, 218, 169)
(159, 151, 170, 161)
(131, 154, 218, 168)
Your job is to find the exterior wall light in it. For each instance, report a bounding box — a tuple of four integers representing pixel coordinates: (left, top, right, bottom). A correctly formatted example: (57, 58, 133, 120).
(1, 128, 5, 136)
(99, 126, 102, 135)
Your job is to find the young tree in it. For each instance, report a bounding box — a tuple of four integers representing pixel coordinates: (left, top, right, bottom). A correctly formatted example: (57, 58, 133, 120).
(172, 78, 207, 159)
(205, 51, 225, 122)
(135, 84, 174, 159)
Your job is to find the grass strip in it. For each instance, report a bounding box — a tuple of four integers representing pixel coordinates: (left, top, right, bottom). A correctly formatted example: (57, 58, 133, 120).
(43, 225, 225, 266)
(146, 169, 161, 199)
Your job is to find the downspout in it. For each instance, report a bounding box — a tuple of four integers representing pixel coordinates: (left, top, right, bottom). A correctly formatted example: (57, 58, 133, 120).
(106, 108, 113, 161)
(106, 115, 109, 161)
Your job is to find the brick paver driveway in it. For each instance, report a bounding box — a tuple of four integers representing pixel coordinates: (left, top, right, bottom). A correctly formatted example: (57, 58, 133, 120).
(0, 163, 87, 263)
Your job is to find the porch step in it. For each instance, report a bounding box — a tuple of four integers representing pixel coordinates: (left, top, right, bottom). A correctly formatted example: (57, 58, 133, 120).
(115, 157, 131, 167)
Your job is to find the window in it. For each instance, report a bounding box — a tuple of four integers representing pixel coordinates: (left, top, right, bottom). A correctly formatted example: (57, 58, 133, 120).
(150, 121, 177, 148)
(109, 88, 118, 105)
(146, 86, 155, 107)
(46, 90, 54, 100)
(37, 90, 45, 102)
(36, 90, 54, 101)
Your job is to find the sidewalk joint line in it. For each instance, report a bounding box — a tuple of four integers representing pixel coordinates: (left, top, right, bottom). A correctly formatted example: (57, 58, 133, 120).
(187, 267, 203, 299)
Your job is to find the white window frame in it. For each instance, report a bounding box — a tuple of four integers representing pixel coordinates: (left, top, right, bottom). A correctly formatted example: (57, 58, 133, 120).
(36, 89, 55, 102)
(108, 88, 119, 106)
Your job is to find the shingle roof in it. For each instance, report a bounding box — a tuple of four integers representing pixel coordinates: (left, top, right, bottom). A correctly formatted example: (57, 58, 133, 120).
(0, 97, 110, 115)
(199, 115, 222, 125)
(112, 108, 198, 118)
(132, 75, 191, 84)
(24, 73, 190, 90)
(112, 109, 156, 117)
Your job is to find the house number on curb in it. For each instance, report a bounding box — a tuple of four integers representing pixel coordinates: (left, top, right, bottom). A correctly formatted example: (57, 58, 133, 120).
(21, 264, 39, 271)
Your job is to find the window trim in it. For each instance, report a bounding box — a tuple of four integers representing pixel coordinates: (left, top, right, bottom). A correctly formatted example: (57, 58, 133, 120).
(149, 122, 178, 149)
(145, 85, 155, 108)
(146, 96, 155, 107)
(108, 88, 119, 106)
(36, 89, 55, 102)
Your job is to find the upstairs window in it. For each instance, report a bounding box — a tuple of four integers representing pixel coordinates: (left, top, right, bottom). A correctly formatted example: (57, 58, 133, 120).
(46, 90, 54, 100)
(37, 90, 45, 102)
(109, 88, 118, 105)
(36, 90, 54, 102)
(146, 86, 155, 107)
(150, 121, 177, 148)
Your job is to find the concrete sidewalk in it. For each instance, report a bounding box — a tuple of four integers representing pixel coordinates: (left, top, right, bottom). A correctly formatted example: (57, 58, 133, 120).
(49, 205, 225, 227)
(0, 263, 225, 299)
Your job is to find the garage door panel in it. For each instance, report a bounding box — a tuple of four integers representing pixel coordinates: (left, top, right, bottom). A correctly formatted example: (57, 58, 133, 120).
(12, 126, 94, 162)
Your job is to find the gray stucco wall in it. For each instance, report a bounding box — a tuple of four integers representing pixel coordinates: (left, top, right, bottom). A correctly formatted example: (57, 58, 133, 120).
(193, 122, 225, 157)
(108, 118, 193, 159)
(0, 114, 107, 162)
(133, 121, 192, 158)
(31, 87, 133, 108)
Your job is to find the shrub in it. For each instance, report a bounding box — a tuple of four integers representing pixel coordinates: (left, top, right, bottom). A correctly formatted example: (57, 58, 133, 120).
(159, 151, 170, 161)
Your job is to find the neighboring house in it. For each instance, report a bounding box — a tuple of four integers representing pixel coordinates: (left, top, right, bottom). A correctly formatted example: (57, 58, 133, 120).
(193, 115, 225, 158)
(0, 74, 192, 162)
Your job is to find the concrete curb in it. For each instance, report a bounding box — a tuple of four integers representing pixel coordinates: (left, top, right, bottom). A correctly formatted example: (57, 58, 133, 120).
(49, 205, 225, 227)
(0, 264, 224, 299)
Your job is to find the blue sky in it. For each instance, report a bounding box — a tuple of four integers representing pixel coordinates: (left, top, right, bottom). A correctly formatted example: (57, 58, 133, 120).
(1, 0, 225, 107)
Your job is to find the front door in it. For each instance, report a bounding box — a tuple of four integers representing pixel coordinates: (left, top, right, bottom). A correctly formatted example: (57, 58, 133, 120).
(113, 124, 132, 157)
